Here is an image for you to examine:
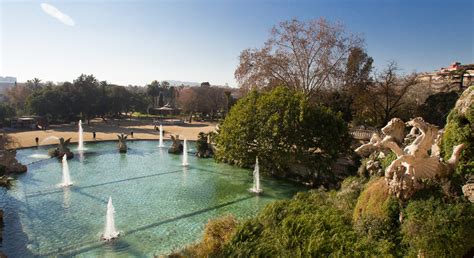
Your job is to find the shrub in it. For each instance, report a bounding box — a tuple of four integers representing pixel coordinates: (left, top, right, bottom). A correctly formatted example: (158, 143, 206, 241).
(402, 197, 474, 257)
(215, 86, 351, 186)
(353, 177, 395, 222)
(441, 86, 473, 180)
(223, 190, 364, 257)
(177, 215, 238, 257)
(380, 152, 397, 170)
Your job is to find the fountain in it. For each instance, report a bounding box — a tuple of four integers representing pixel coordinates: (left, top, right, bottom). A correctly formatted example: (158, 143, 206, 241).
(40, 135, 59, 145)
(158, 125, 165, 147)
(78, 120, 85, 151)
(182, 139, 189, 166)
(249, 157, 263, 194)
(60, 154, 73, 187)
(101, 197, 120, 241)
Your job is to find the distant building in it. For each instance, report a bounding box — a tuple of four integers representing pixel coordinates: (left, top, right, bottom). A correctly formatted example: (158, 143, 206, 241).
(0, 76, 16, 93)
(418, 62, 473, 92)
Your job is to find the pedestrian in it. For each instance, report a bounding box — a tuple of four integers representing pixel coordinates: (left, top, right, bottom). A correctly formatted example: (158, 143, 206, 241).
(130, 131, 134, 138)
(92, 132, 96, 140)
(35, 137, 39, 146)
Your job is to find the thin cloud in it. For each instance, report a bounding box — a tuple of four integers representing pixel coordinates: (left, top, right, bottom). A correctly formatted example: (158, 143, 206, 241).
(40, 3, 75, 26)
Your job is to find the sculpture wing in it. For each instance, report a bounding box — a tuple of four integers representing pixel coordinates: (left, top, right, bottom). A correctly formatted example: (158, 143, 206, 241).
(411, 157, 440, 179)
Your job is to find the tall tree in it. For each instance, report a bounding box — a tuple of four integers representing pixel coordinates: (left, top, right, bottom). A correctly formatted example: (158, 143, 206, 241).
(146, 80, 161, 107)
(158, 92, 164, 107)
(235, 18, 362, 97)
(368, 62, 418, 126)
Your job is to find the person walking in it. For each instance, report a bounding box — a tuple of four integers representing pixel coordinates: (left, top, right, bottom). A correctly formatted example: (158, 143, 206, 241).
(92, 132, 96, 140)
(35, 137, 39, 146)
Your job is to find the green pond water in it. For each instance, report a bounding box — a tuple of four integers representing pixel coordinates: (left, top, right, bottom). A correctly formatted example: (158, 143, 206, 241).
(0, 140, 305, 257)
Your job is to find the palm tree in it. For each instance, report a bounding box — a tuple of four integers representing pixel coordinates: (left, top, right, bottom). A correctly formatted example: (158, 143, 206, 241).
(147, 81, 161, 107)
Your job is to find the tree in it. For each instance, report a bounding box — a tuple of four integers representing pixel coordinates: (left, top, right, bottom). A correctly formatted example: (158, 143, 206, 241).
(25, 78, 43, 90)
(417, 91, 459, 127)
(367, 62, 418, 126)
(4, 83, 32, 114)
(72, 74, 101, 122)
(235, 18, 362, 97)
(177, 85, 227, 120)
(0, 103, 16, 125)
(158, 92, 165, 107)
(215, 86, 350, 186)
(146, 80, 161, 107)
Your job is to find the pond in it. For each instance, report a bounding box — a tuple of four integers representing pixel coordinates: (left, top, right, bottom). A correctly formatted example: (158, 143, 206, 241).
(0, 140, 305, 257)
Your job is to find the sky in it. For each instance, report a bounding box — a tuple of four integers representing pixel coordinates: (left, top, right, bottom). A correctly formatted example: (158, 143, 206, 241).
(1, 0, 473, 87)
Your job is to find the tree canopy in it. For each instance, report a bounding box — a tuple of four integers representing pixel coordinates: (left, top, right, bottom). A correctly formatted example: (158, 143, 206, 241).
(235, 18, 362, 97)
(215, 86, 350, 186)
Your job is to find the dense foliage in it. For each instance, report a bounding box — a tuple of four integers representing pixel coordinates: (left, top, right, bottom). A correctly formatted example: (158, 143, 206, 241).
(181, 176, 473, 257)
(441, 87, 473, 180)
(215, 86, 351, 186)
(402, 197, 474, 257)
(26, 74, 148, 123)
(0, 103, 15, 125)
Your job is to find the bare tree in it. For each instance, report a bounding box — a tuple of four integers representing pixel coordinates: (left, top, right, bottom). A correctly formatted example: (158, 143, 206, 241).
(368, 62, 418, 126)
(235, 18, 362, 97)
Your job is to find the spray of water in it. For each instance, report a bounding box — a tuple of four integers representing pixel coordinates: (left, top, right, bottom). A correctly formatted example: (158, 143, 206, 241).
(182, 139, 189, 167)
(60, 154, 73, 187)
(101, 196, 120, 241)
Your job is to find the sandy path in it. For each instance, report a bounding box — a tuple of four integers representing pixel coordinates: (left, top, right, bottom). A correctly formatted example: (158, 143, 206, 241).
(7, 119, 217, 149)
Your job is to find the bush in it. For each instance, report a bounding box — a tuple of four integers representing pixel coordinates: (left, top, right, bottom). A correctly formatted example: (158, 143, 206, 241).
(402, 197, 474, 257)
(223, 190, 363, 257)
(380, 152, 397, 170)
(176, 215, 237, 257)
(215, 87, 351, 186)
(173, 176, 473, 257)
(441, 87, 473, 180)
(353, 177, 395, 222)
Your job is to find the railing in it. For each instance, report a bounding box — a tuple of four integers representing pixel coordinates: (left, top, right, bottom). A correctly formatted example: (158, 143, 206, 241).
(350, 128, 379, 140)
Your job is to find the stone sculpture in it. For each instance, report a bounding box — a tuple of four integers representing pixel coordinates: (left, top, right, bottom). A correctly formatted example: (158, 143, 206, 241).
(117, 134, 128, 153)
(48, 137, 74, 159)
(355, 117, 464, 200)
(168, 135, 183, 154)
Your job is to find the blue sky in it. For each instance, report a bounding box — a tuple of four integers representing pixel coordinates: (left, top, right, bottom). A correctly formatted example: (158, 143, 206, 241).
(1, 0, 472, 86)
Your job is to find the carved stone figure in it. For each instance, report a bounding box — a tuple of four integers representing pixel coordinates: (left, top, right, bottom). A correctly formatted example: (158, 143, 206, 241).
(0, 176, 12, 188)
(195, 132, 214, 158)
(48, 137, 74, 159)
(355, 118, 406, 157)
(117, 134, 128, 153)
(355, 117, 465, 200)
(168, 135, 183, 154)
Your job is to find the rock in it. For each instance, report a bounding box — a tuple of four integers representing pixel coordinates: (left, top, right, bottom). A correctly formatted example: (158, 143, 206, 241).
(0, 150, 27, 174)
(453, 86, 473, 115)
(462, 178, 474, 203)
